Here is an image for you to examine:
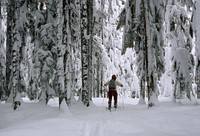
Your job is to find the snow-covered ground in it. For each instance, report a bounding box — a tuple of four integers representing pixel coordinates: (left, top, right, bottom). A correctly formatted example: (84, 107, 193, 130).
(1, 96, 200, 136)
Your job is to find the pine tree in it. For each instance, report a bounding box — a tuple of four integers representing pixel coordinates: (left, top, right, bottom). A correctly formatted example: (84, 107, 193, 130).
(80, 0, 94, 106)
(56, 0, 74, 107)
(165, 0, 195, 101)
(26, 0, 38, 100)
(118, 0, 165, 107)
(80, 0, 89, 106)
(6, 0, 15, 100)
(10, 1, 22, 108)
(63, 0, 76, 106)
(34, 1, 56, 103)
(68, 0, 82, 103)
(146, 0, 165, 107)
(195, 0, 200, 99)
(56, 0, 65, 108)
(92, 0, 105, 97)
(6, 0, 28, 109)
(117, 0, 147, 104)
(29, 1, 47, 101)
(0, 0, 5, 100)
(88, 0, 94, 104)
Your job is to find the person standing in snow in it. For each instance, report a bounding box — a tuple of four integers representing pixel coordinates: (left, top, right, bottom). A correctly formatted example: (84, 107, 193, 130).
(104, 75, 123, 110)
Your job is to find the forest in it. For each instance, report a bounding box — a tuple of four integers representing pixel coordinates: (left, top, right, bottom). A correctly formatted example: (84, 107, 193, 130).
(0, 0, 200, 110)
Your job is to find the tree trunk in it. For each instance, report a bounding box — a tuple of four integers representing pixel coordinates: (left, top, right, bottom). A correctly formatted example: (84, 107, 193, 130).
(27, 0, 38, 100)
(81, 0, 94, 106)
(196, 62, 200, 99)
(141, 0, 151, 106)
(87, 0, 94, 102)
(57, 0, 65, 108)
(8, 1, 22, 110)
(6, 0, 15, 98)
(0, 0, 4, 100)
(96, 54, 100, 97)
(81, 0, 89, 106)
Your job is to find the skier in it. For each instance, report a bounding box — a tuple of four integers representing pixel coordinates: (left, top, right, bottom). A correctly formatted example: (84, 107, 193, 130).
(104, 75, 123, 110)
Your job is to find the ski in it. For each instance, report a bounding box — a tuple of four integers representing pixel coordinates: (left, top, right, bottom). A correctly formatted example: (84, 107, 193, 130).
(106, 107, 117, 112)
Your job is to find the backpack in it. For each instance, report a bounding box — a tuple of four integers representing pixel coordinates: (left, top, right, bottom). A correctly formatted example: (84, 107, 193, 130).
(109, 79, 116, 90)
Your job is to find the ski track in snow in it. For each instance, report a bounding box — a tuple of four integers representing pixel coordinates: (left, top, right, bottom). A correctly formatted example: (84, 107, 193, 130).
(82, 121, 104, 136)
(1, 98, 200, 136)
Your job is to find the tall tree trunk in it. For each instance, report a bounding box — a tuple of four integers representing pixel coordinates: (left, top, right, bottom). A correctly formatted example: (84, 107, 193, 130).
(57, 0, 65, 108)
(65, 0, 73, 106)
(27, 0, 38, 100)
(195, 1, 200, 99)
(0, 0, 4, 100)
(196, 62, 200, 99)
(81, 0, 89, 106)
(87, 0, 94, 102)
(8, 1, 22, 110)
(138, 76, 146, 104)
(141, 0, 151, 106)
(6, 0, 15, 99)
(96, 54, 100, 97)
(80, 0, 91, 106)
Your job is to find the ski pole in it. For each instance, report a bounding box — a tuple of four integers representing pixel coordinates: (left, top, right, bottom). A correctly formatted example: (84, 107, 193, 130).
(102, 95, 105, 107)
(122, 88, 124, 109)
(102, 86, 105, 108)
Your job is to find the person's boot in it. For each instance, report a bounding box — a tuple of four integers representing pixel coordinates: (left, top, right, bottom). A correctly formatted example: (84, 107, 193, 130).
(108, 101, 111, 110)
(114, 102, 117, 109)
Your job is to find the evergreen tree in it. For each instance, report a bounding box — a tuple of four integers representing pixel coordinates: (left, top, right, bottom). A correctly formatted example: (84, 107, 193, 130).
(165, 0, 195, 101)
(80, 0, 94, 106)
(118, 0, 165, 107)
(193, 0, 200, 99)
(6, 0, 15, 100)
(63, 0, 77, 106)
(26, 0, 38, 100)
(6, 0, 28, 109)
(1, 0, 198, 110)
(68, 0, 82, 102)
(0, 0, 6, 100)
(80, 0, 90, 106)
(33, 1, 56, 103)
(92, 0, 105, 97)
(10, 1, 22, 108)
(56, 0, 65, 108)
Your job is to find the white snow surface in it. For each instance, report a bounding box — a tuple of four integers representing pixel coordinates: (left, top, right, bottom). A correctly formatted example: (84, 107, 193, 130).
(1, 97, 200, 136)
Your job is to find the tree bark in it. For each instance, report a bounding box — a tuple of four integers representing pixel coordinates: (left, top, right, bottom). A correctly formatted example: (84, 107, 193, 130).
(6, 0, 15, 97)
(141, 0, 151, 106)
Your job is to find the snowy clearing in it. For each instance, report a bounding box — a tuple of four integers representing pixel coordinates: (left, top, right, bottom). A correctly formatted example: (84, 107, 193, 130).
(1, 97, 200, 136)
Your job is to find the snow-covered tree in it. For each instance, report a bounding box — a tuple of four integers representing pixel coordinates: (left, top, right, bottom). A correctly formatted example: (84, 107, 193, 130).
(80, 0, 94, 106)
(118, 0, 165, 107)
(164, 0, 195, 102)
(30, 1, 57, 104)
(1, 0, 199, 110)
(92, 0, 106, 97)
(6, 0, 30, 109)
(117, 0, 146, 103)
(95, 0, 138, 99)
(25, 0, 38, 100)
(142, 0, 165, 107)
(57, 0, 79, 107)
(0, 0, 6, 100)
(194, 0, 200, 99)
(9, 1, 23, 108)
(56, 0, 66, 108)
(68, 0, 82, 102)
(6, 0, 15, 99)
